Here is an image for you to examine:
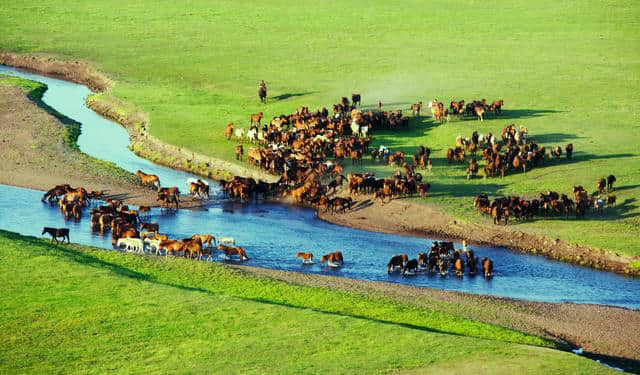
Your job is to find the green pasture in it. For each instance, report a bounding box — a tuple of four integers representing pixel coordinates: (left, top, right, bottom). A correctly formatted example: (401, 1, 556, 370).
(1, 0, 639, 255)
(0, 230, 615, 373)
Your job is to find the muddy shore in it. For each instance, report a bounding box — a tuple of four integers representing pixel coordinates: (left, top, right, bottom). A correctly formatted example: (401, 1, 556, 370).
(1, 52, 638, 277)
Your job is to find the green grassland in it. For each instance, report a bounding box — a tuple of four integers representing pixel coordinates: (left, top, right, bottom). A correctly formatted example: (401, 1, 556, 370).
(0, 230, 615, 373)
(1, 0, 639, 256)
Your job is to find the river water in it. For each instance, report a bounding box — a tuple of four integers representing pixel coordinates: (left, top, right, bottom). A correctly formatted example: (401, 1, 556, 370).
(1, 65, 638, 309)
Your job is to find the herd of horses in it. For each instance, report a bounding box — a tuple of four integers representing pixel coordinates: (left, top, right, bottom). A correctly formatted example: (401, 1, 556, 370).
(475, 176, 617, 225)
(448, 125, 574, 179)
(387, 241, 494, 277)
(40, 182, 248, 261)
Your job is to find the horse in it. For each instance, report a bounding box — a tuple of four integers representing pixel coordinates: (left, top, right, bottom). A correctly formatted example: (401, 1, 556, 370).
(225, 122, 234, 140)
(140, 222, 159, 233)
(596, 178, 606, 195)
(218, 244, 248, 260)
(160, 240, 184, 257)
(116, 238, 144, 254)
(218, 237, 235, 245)
(320, 251, 343, 267)
(236, 144, 244, 161)
(136, 170, 160, 188)
(387, 254, 408, 273)
(251, 112, 264, 125)
(482, 257, 493, 277)
(296, 252, 314, 264)
(454, 258, 464, 276)
(351, 93, 361, 107)
(402, 259, 419, 275)
(192, 234, 216, 248)
(42, 227, 70, 244)
(41, 184, 71, 202)
(411, 102, 422, 116)
(258, 86, 267, 103)
(607, 174, 616, 191)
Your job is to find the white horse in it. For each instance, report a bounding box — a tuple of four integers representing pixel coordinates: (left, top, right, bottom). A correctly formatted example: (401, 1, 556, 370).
(350, 119, 360, 137)
(218, 237, 235, 245)
(234, 128, 244, 141)
(360, 125, 369, 138)
(247, 128, 258, 143)
(143, 238, 161, 253)
(116, 238, 144, 254)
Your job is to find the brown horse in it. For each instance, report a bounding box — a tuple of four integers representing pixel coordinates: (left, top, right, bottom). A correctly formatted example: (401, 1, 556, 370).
(136, 170, 160, 188)
(454, 258, 464, 276)
(42, 227, 70, 244)
(235, 145, 243, 161)
(225, 122, 234, 140)
(160, 240, 184, 256)
(295, 252, 314, 264)
(251, 112, 264, 125)
(192, 234, 216, 248)
(320, 251, 344, 267)
(218, 244, 249, 260)
(482, 257, 493, 277)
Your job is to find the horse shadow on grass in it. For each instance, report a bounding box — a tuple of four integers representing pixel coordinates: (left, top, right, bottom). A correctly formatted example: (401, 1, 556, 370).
(272, 92, 315, 101)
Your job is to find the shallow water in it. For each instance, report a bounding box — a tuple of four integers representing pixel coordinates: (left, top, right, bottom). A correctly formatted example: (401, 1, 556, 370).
(1, 65, 638, 309)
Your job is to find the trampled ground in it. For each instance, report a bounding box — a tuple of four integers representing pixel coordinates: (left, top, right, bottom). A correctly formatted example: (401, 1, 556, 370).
(1, 1, 638, 254)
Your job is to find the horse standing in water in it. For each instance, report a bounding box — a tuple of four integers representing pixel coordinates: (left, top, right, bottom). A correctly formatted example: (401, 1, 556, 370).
(258, 81, 267, 103)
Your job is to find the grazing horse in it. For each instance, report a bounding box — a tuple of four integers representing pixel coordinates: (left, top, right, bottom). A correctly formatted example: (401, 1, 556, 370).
(296, 252, 314, 264)
(387, 254, 408, 273)
(320, 251, 344, 267)
(482, 257, 493, 277)
(42, 227, 70, 244)
(607, 174, 616, 191)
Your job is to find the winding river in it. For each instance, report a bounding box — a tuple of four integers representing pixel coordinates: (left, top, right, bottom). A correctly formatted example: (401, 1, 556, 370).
(1, 65, 638, 309)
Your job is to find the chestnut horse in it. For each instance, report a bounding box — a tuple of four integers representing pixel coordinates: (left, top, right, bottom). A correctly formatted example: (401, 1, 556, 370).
(192, 234, 216, 248)
(296, 252, 314, 264)
(136, 170, 160, 188)
(218, 244, 249, 260)
(320, 251, 343, 267)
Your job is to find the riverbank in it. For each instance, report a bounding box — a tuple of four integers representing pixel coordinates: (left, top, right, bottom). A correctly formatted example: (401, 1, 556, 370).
(317, 197, 640, 277)
(2, 230, 636, 373)
(2, 54, 639, 276)
(0, 74, 203, 209)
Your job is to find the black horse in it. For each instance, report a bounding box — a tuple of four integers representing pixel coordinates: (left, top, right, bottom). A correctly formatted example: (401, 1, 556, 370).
(607, 174, 616, 191)
(258, 85, 267, 103)
(42, 227, 70, 244)
(402, 259, 419, 275)
(387, 254, 407, 273)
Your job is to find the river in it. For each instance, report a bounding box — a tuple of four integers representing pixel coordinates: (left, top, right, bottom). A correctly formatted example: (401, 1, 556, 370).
(1, 65, 638, 309)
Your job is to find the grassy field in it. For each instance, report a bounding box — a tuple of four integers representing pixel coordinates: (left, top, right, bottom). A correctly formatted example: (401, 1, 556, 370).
(0, 230, 616, 373)
(1, 0, 639, 256)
